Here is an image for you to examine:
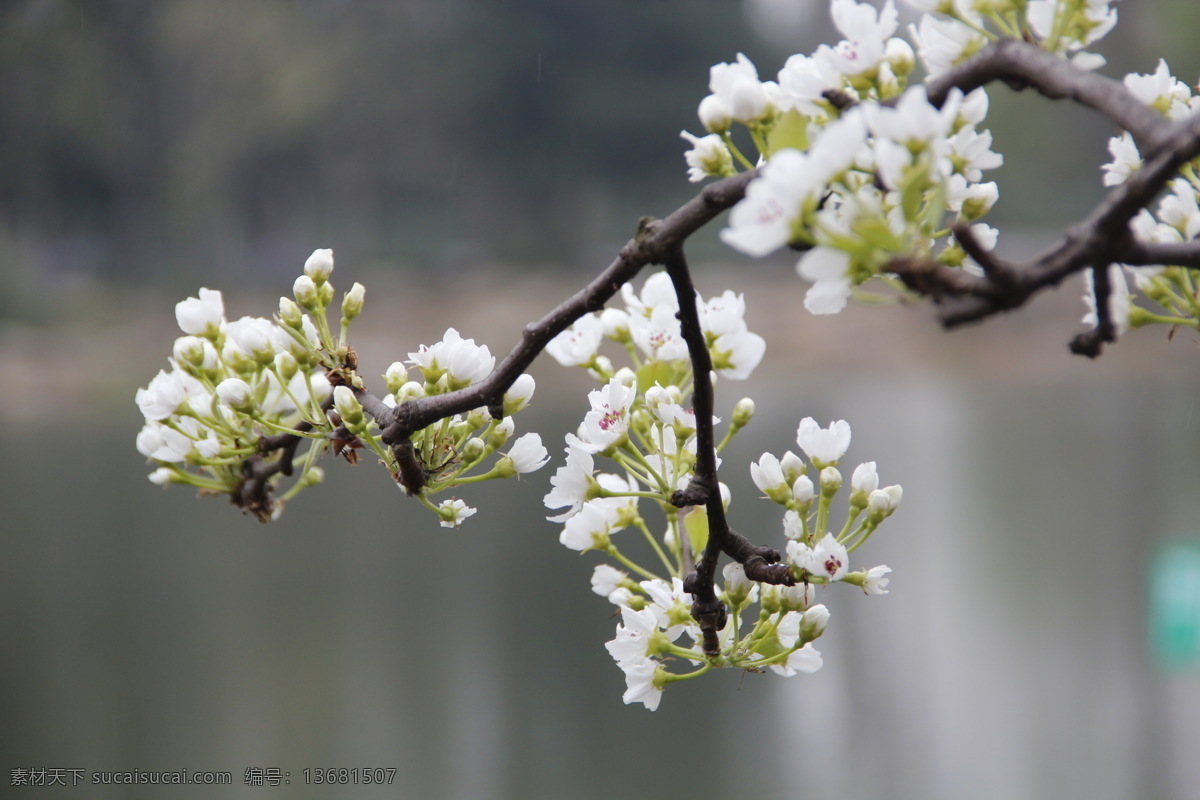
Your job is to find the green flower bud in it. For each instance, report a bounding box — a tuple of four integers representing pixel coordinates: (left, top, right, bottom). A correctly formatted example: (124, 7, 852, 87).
(317, 281, 335, 308)
(274, 352, 298, 382)
(462, 437, 486, 463)
(732, 397, 755, 429)
(293, 276, 318, 310)
(341, 282, 366, 323)
(278, 296, 304, 329)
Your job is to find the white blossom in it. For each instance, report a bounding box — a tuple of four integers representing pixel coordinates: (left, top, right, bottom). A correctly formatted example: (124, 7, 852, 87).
(544, 435, 597, 522)
(437, 498, 476, 528)
(862, 565, 893, 595)
(546, 314, 604, 367)
(680, 130, 734, 182)
(797, 246, 854, 315)
(505, 433, 550, 474)
(769, 642, 824, 677)
(175, 288, 225, 338)
(796, 417, 852, 466)
(823, 0, 899, 77)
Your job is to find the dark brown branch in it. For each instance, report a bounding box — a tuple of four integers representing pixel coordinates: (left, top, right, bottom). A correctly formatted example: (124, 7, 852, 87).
(892, 40, 1200, 346)
(925, 38, 1167, 154)
(663, 248, 793, 656)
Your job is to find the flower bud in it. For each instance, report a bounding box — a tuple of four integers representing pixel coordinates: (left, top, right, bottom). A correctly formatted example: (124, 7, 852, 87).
(722, 562, 754, 606)
(341, 282, 366, 323)
(792, 474, 816, 507)
(333, 385, 363, 426)
(600, 308, 631, 342)
(216, 378, 254, 413)
(503, 373, 536, 416)
(589, 355, 614, 380)
(317, 281, 335, 308)
(304, 248, 335, 283)
(614, 366, 637, 388)
(148, 467, 178, 486)
(800, 604, 830, 643)
(779, 582, 816, 612)
(173, 336, 208, 372)
(278, 297, 304, 329)
(462, 437, 486, 463)
(384, 362, 408, 394)
(698, 94, 731, 133)
(820, 466, 842, 496)
(395, 381, 425, 405)
(867, 484, 902, 522)
(488, 417, 514, 449)
(732, 397, 755, 429)
(299, 465, 325, 488)
(274, 352, 298, 382)
(885, 37, 915, 77)
(293, 275, 318, 310)
(780, 451, 806, 485)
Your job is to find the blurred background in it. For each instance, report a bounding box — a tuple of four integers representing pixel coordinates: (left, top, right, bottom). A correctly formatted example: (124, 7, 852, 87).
(3, 0, 1200, 797)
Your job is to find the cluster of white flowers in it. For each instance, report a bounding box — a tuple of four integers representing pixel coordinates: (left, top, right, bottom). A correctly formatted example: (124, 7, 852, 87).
(136, 249, 548, 524)
(682, 0, 1009, 315)
(1087, 58, 1200, 340)
(542, 269, 899, 709)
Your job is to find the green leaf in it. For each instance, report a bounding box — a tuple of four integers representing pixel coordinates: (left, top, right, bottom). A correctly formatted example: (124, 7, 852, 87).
(766, 110, 809, 157)
(683, 507, 709, 556)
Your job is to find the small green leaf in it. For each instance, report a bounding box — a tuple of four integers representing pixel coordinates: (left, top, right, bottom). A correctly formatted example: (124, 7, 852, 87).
(766, 110, 810, 157)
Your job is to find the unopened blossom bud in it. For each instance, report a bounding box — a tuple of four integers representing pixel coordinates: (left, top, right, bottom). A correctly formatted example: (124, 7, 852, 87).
(614, 367, 637, 388)
(341, 282, 365, 323)
(800, 604, 830, 643)
(309, 373, 332, 405)
(173, 336, 208, 372)
(304, 248, 335, 283)
(885, 37, 915, 78)
(278, 297, 304, 329)
(591, 564, 627, 597)
(503, 373, 536, 416)
(792, 474, 816, 507)
(820, 466, 842, 496)
(293, 275, 318, 310)
(850, 461, 879, 508)
(317, 281, 335, 308)
(395, 381, 425, 405)
(722, 562, 754, 606)
(600, 308, 631, 341)
(760, 584, 782, 614)
(333, 385, 364, 426)
(274, 352, 298, 382)
(299, 466, 325, 488)
(148, 467, 178, 486)
(780, 451, 806, 485)
(698, 93, 731, 133)
(221, 343, 256, 376)
(779, 581, 816, 612)
(466, 408, 489, 431)
(383, 362, 408, 394)
(488, 417, 514, 449)
(731, 397, 755, 430)
(589, 355, 614, 380)
(867, 484, 903, 522)
(216, 378, 254, 413)
(462, 437, 486, 463)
